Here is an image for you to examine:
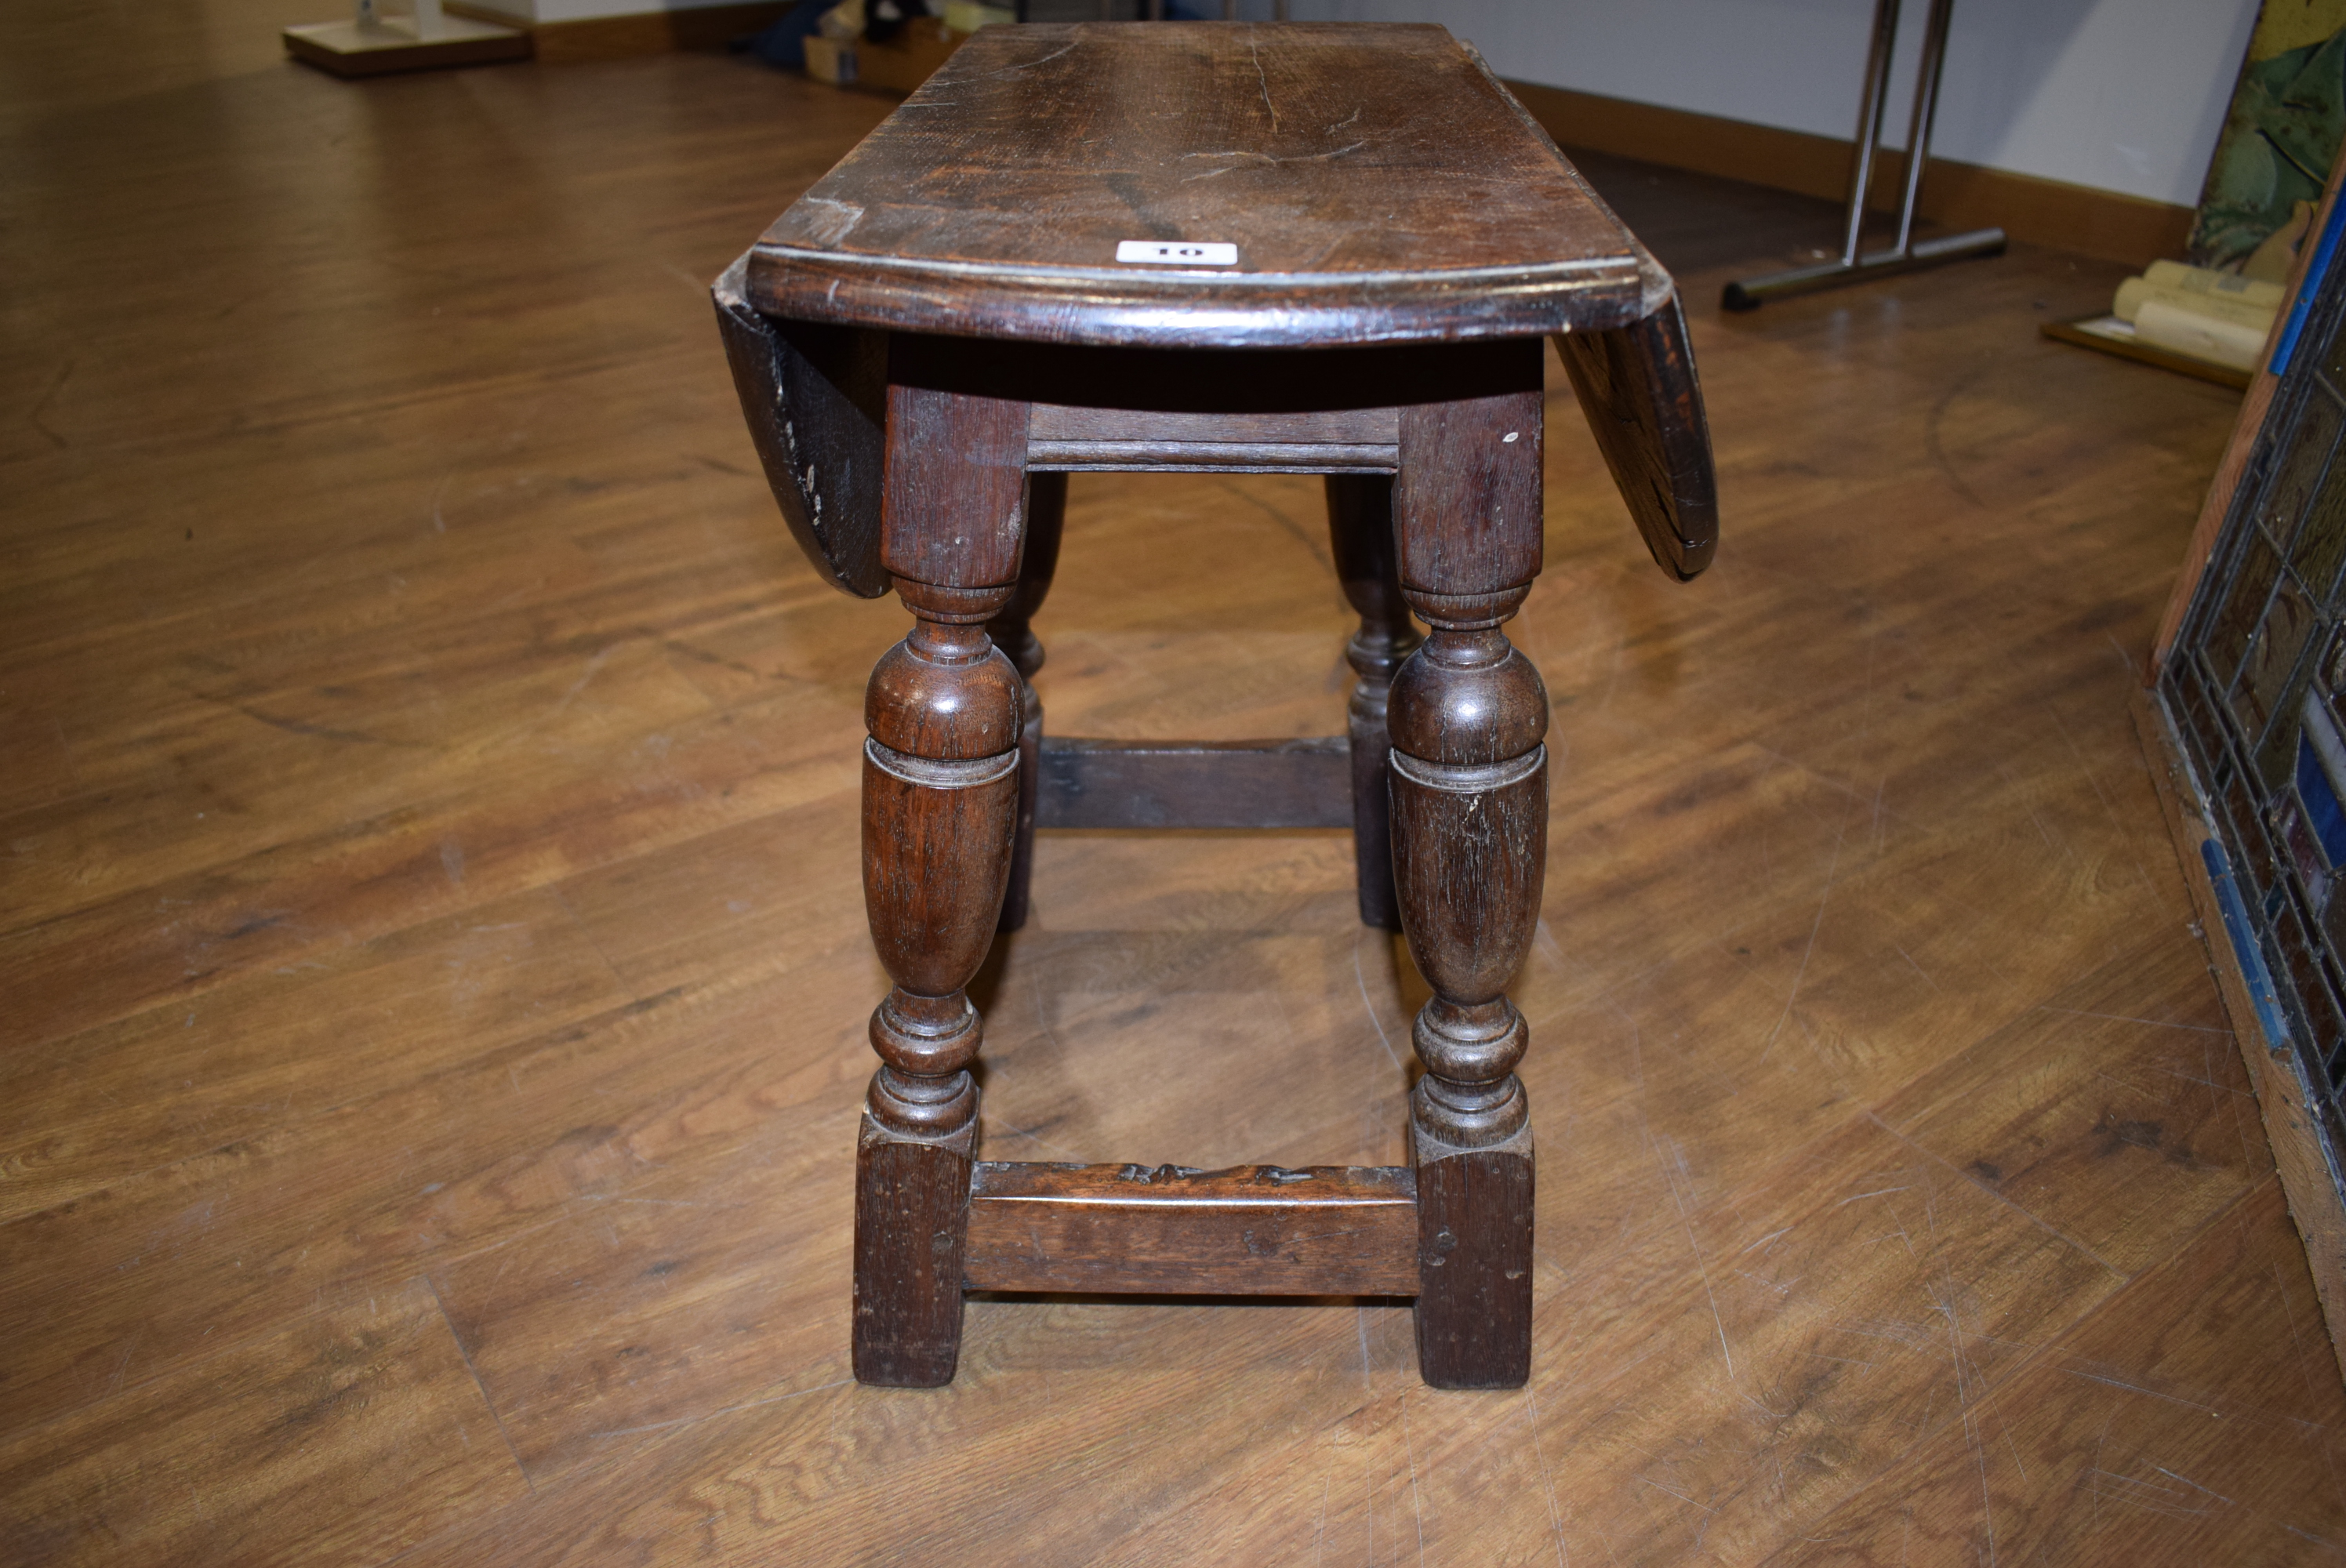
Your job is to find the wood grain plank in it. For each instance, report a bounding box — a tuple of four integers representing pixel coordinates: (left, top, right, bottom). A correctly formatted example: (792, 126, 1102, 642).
(1880, 922, 2266, 1275)
(425, 1105, 854, 1483)
(0, 693, 859, 1054)
(1498, 1110, 2122, 1563)
(0, 886, 627, 1226)
(383, 1297, 1433, 1568)
(1778, 1178, 2346, 1565)
(0, 940, 875, 1445)
(0, 1278, 526, 1567)
(0, 16, 2319, 1562)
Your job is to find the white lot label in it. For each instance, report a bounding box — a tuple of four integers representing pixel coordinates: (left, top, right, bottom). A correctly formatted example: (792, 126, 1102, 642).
(1115, 240, 1239, 266)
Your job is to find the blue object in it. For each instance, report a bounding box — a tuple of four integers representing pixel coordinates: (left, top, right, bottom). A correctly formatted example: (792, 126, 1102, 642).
(2298, 732, 2346, 865)
(2202, 837, 2294, 1046)
(746, 0, 832, 69)
(2272, 194, 2346, 378)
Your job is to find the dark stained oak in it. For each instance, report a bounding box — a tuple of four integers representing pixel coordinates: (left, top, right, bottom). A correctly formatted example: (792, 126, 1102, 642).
(1032, 735, 1351, 830)
(990, 472, 1066, 934)
(865, 338, 1591, 412)
(855, 387, 1035, 1384)
(1393, 339, 1549, 604)
(1028, 404, 1399, 473)
(1552, 292, 1720, 579)
(746, 24, 1711, 1390)
(745, 23, 1669, 348)
(962, 1163, 1418, 1295)
(1326, 473, 1418, 930)
(852, 1118, 978, 1388)
(880, 380, 1031, 594)
(848, 312, 1568, 1370)
(1410, 1134, 1535, 1389)
(723, 328, 1706, 588)
(711, 257, 891, 598)
(1375, 371, 1557, 1385)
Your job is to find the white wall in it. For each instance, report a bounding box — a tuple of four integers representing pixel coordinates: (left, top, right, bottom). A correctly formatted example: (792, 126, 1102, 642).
(492, 0, 2258, 207)
(1288, 0, 2262, 208)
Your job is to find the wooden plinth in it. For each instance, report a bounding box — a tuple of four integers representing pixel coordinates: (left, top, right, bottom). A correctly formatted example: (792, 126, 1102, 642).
(283, 17, 529, 77)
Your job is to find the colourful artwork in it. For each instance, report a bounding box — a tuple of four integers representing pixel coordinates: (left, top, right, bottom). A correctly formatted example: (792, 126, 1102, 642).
(2191, 0, 2346, 274)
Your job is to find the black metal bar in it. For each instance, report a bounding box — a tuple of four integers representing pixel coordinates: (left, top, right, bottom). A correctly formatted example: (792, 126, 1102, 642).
(1723, 0, 2001, 310)
(1891, 0, 1956, 256)
(1839, 0, 1901, 268)
(1722, 227, 2006, 310)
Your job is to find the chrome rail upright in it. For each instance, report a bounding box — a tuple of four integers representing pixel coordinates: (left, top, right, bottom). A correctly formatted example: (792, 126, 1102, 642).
(1723, 0, 2003, 310)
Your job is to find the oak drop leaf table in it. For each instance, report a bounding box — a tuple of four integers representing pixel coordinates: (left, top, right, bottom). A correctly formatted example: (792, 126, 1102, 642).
(714, 21, 1717, 1389)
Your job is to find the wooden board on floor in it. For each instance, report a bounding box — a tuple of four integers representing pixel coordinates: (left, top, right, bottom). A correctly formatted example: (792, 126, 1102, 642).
(2041, 314, 2253, 391)
(283, 16, 530, 77)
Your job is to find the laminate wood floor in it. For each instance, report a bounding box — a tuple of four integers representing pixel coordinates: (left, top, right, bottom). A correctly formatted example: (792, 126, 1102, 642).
(5, 6, 2341, 1563)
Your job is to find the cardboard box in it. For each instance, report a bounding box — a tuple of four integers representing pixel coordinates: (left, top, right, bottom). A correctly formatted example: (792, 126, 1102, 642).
(804, 33, 856, 84)
(854, 16, 961, 95)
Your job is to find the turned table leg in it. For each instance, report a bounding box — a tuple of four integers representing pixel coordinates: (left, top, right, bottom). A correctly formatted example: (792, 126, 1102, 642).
(856, 581, 1022, 1385)
(1390, 352, 1547, 1388)
(854, 368, 1031, 1387)
(990, 471, 1066, 934)
(1326, 474, 1418, 931)
(1389, 597, 1545, 1388)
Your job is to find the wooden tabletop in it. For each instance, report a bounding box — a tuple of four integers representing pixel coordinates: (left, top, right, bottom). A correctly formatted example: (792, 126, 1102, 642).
(743, 23, 1671, 349)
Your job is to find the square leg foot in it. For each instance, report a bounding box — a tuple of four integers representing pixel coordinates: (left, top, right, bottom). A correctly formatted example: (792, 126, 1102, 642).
(852, 1112, 976, 1387)
(1411, 1122, 1534, 1389)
